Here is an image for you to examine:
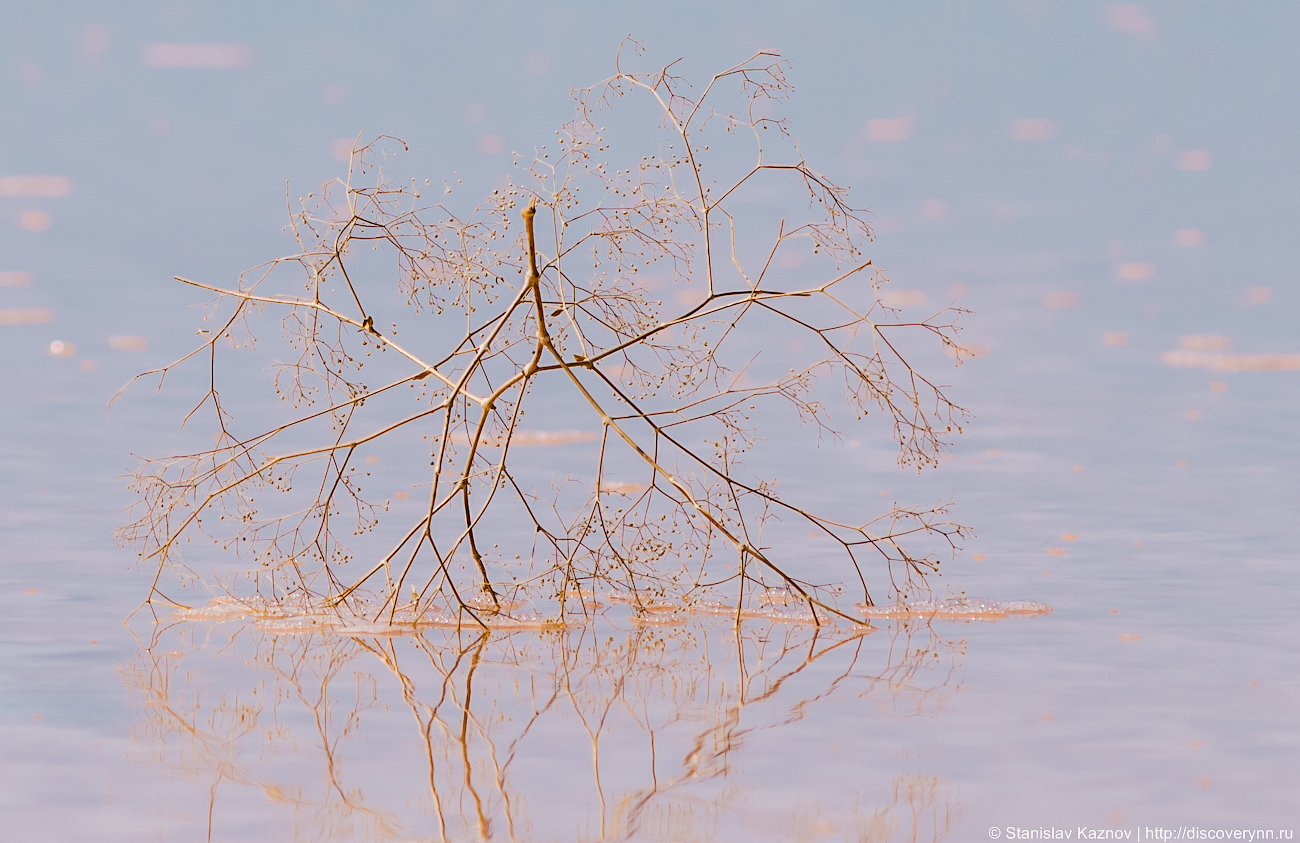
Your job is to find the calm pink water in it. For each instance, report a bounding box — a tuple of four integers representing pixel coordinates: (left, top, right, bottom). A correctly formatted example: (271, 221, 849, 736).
(2, 3, 1297, 839)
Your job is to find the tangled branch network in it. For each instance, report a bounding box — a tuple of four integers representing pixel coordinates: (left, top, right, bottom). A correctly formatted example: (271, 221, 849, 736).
(118, 45, 973, 628)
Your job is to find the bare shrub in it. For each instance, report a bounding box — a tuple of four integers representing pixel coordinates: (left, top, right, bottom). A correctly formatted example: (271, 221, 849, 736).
(117, 43, 970, 626)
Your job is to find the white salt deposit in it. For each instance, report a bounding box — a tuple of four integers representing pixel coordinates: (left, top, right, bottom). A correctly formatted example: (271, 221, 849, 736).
(855, 596, 1053, 620)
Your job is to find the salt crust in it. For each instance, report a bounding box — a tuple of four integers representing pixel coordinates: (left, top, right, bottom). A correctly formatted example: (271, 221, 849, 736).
(855, 596, 1053, 620)
(170, 593, 822, 633)
(169, 593, 1051, 633)
(170, 595, 563, 634)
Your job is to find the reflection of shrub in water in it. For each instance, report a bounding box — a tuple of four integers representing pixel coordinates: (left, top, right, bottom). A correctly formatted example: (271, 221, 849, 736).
(116, 42, 970, 627)
(122, 617, 964, 841)
(860, 774, 958, 843)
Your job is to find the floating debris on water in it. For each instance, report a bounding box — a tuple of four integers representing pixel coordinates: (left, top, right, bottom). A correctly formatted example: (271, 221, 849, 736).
(170, 595, 563, 634)
(168, 590, 859, 632)
(856, 596, 1053, 621)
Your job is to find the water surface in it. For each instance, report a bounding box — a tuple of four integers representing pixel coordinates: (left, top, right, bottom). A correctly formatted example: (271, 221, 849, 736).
(2, 2, 1297, 839)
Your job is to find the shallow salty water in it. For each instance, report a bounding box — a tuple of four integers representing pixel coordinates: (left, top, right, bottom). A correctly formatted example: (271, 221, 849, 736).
(118, 611, 971, 841)
(3, 2, 1299, 840)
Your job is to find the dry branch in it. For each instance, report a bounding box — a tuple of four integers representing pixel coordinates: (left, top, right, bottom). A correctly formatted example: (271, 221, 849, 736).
(118, 44, 971, 627)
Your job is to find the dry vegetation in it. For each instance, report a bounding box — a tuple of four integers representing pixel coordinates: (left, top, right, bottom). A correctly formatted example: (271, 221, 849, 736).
(118, 44, 971, 627)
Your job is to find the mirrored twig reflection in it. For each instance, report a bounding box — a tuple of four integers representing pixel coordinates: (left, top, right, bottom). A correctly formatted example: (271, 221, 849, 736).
(123, 615, 966, 842)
